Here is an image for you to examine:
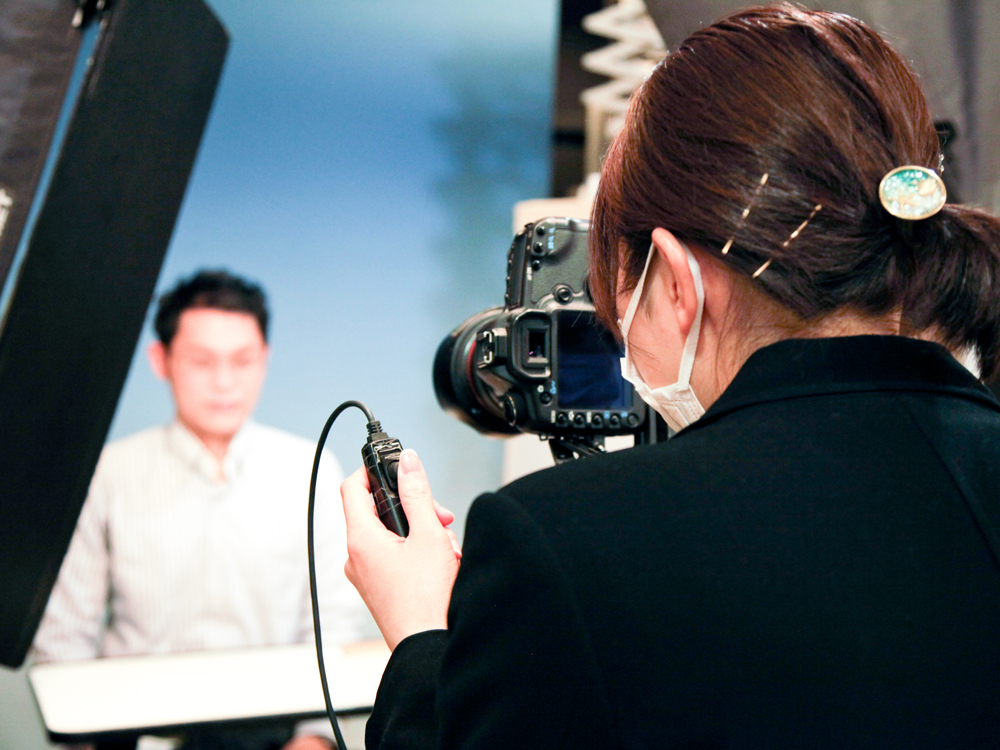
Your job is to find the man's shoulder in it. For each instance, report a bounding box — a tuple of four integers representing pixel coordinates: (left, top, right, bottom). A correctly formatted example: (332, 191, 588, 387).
(87, 425, 173, 495)
(99, 424, 171, 462)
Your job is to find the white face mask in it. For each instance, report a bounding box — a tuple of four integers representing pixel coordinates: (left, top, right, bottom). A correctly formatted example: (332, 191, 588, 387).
(618, 241, 707, 433)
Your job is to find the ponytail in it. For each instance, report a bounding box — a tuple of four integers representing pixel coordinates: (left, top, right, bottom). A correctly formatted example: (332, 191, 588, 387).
(587, 3, 1000, 380)
(900, 204, 1000, 380)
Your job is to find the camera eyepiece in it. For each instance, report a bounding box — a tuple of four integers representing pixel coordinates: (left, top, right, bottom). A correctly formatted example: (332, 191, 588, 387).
(432, 217, 648, 450)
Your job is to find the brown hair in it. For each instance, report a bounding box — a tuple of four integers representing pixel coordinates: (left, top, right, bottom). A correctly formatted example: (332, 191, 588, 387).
(590, 4, 1000, 378)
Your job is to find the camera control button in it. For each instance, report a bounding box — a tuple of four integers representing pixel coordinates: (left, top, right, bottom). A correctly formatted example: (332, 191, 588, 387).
(591, 414, 604, 429)
(626, 413, 640, 427)
(555, 412, 568, 427)
(572, 414, 585, 428)
(385, 460, 399, 490)
(609, 415, 621, 428)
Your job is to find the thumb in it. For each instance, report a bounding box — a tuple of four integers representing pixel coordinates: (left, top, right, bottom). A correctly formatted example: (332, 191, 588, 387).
(396, 449, 438, 530)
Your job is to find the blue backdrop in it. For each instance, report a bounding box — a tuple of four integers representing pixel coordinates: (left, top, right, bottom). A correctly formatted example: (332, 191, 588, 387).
(0, 2, 556, 746)
(109, 0, 558, 530)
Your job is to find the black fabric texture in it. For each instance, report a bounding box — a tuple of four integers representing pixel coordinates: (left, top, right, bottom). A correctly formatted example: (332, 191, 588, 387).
(367, 630, 449, 750)
(368, 336, 1000, 749)
(177, 723, 296, 750)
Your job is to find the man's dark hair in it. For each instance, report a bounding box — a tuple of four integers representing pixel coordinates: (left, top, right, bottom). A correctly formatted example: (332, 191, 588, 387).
(154, 269, 269, 346)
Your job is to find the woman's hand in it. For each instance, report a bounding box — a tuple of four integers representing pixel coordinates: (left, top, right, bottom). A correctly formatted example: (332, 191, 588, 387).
(341, 449, 461, 650)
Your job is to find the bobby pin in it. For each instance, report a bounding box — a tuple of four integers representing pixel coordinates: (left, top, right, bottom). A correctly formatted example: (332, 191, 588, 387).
(751, 258, 772, 278)
(752, 203, 822, 278)
(722, 172, 769, 255)
(782, 204, 822, 247)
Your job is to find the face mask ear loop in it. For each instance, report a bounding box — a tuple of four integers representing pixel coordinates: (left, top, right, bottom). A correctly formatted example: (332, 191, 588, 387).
(618, 241, 657, 340)
(674, 243, 705, 387)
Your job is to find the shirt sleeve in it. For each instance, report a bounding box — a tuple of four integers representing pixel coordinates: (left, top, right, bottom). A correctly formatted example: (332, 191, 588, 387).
(299, 448, 373, 645)
(32, 459, 113, 663)
(366, 491, 618, 750)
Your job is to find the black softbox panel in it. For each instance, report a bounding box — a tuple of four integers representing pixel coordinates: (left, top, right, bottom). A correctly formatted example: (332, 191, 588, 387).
(0, 0, 228, 668)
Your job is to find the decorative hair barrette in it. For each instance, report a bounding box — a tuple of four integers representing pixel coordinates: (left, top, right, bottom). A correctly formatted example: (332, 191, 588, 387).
(878, 165, 946, 220)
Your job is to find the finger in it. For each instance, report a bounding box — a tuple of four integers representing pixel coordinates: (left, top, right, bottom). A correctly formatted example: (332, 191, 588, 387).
(433, 499, 456, 527)
(341, 466, 381, 532)
(396, 449, 439, 530)
(446, 528, 462, 559)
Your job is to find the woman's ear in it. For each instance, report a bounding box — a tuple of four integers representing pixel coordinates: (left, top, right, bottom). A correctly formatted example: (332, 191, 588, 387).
(651, 227, 699, 336)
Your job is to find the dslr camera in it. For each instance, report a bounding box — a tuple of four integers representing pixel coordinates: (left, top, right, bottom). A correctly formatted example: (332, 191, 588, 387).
(433, 217, 650, 461)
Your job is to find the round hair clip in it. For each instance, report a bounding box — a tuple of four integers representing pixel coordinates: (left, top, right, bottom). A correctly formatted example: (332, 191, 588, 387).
(878, 165, 946, 220)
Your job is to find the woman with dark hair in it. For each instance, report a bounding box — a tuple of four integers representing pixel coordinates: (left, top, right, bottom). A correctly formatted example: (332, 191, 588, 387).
(342, 6, 1000, 748)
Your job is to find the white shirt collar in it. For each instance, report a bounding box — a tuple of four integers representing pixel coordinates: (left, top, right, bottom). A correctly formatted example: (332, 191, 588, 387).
(166, 419, 255, 483)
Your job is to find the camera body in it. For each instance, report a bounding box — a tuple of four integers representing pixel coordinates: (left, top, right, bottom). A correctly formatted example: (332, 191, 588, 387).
(434, 217, 647, 445)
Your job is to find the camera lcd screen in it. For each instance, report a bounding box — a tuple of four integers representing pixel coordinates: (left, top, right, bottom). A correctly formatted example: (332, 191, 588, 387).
(556, 311, 632, 410)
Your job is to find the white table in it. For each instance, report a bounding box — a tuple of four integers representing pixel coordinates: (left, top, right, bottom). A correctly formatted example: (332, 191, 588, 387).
(28, 640, 390, 743)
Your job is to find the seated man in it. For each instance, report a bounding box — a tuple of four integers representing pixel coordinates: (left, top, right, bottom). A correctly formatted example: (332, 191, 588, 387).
(34, 270, 366, 749)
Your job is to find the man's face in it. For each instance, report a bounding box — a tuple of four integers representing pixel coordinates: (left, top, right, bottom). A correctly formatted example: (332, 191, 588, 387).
(150, 308, 269, 444)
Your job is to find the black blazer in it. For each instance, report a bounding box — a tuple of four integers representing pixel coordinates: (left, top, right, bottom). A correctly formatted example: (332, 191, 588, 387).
(368, 336, 1000, 749)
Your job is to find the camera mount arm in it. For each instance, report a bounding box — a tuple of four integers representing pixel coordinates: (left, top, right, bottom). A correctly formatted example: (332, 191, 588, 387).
(548, 434, 607, 463)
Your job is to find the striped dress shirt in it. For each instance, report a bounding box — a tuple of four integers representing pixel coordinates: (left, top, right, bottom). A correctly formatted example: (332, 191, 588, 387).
(33, 420, 369, 662)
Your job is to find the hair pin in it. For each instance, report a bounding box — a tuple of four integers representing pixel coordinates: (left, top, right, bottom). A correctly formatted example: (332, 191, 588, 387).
(878, 166, 946, 220)
(751, 259, 771, 278)
(782, 204, 823, 247)
(722, 172, 769, 255)
(752, 202, 823, 278)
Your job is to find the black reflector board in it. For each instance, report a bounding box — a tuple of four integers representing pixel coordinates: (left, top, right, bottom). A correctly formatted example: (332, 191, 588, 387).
(0, 0, 229, 668)
(0, 0, 83, 286)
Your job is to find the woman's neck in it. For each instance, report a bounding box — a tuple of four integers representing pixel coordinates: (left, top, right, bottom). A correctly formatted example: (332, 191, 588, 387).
(703, 306, 904, 408)
(797, 308, 902, 338)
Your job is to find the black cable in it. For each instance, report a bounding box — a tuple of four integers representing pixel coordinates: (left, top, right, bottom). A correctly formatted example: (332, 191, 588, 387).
(308, 400, 376, 750)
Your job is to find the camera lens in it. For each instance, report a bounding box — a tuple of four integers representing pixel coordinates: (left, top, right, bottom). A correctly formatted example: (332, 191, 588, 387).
(433, 307, 520, 437)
